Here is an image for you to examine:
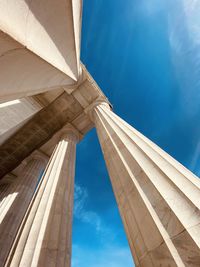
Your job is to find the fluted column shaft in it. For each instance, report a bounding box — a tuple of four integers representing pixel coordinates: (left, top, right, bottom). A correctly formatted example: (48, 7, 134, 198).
(91, 102, 200, 266)
(5, 127, 79, 267)
(0, 173, 16, 217)
(0, 151, 48, 266)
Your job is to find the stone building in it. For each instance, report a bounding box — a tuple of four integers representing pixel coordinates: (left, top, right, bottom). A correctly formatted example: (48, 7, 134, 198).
(0, 1, 200, 266)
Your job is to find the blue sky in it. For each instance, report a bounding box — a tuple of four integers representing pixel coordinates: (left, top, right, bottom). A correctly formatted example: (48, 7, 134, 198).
(72, 1, 200, 266)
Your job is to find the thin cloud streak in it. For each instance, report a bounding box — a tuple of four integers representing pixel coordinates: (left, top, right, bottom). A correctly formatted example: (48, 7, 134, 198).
(74, 184, 108, 234)
(168, 0, 200, 117)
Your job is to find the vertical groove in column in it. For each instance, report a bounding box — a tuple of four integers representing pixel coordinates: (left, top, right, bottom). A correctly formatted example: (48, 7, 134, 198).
(6, 129, 78, 267)
(30, 141, 68, 267)
(0, 184, 10, 209)
(0, 184, 8, 204)
(5, 143, 61, 267)
(0, 174, 16, 220)
(92, 102, 200, 266)
(0, 152, 48, 267)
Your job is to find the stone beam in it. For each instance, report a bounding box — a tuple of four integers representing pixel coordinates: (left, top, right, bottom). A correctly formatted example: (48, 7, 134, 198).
(0, 92, 82, 178)
(0, 0, 82, 80)
(0, 98, 43, 145)
(0, 72, 107, 178)
(0, 31, 75, 103)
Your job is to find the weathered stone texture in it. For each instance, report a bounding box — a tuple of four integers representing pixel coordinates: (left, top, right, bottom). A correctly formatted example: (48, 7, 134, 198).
(91, 102, 200, 266)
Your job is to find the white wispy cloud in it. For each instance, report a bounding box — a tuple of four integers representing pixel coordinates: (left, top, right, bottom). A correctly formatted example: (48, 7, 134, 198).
(74, 183, 88, 216)
(74, 184, 106, 234)
(73, 184, 134, 266)
(189, 140, 200, 175)
(168, 0, 200, 117)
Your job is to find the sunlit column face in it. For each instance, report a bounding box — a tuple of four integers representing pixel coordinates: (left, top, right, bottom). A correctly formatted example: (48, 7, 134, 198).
(92, 102, 200, 266)
(4, 129, 78, 267)
(0, 152, 48, 267)
(0, 99, 42, 145)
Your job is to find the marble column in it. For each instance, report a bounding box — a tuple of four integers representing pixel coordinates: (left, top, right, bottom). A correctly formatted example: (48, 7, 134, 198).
(0, 150, 48, 266)
(0, 173, 16, 214)
(88, 101, 200, 266)
(5, 126, 79, 267)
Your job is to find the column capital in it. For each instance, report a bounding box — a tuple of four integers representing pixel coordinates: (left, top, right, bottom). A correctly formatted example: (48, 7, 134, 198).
(32, 150, 49, 163)
(85, 97, 112, 121)
(0, 173, 16, 185)
(22, 150, 49, 166)
(63, 64, 85, 94)
(59, 124, 82, 143)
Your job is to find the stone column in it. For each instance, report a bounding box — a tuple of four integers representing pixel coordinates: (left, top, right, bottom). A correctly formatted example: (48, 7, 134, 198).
(88, 101, 200, 266)
(0, 173, 16, 215)
(0, 151, 48, 266)
(5, 126, 79, 267)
